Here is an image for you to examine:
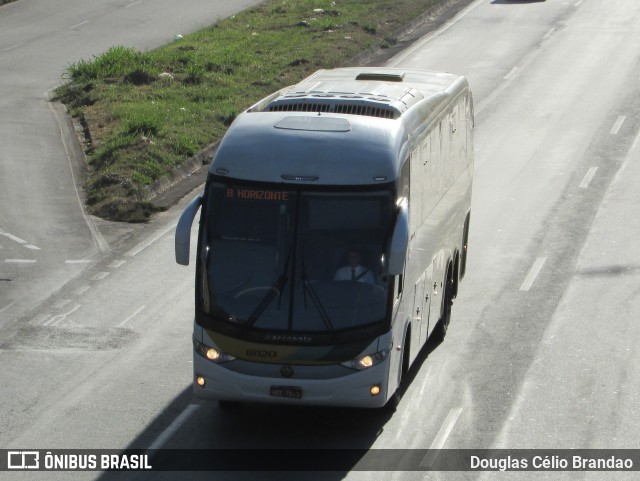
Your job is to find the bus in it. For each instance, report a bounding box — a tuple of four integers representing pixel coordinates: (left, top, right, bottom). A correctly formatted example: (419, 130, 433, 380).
(175, 67, 474, 408)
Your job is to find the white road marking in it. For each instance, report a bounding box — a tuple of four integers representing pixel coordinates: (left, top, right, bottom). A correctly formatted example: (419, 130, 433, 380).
(417, 365, 433, 399)
(147, 403, 202, 450)
(610, 116, 626, 135)
(32, 313, 51, 325)
(0, 231, 25, 244)
(574, 0, 584, 7)
(0, 299, 18, 314)
(117, 305, 146, 328)
(579, 167, 598, 189)
(74, 285, 92, 296)
(504, 67, 518, 81)
(53, 298, 72, 310)
(69, 20, 90, 30)
(543, 27, 556, 40)
(108, 260, 126, 269)
(91, 272, 110, 281)
(127, 222, 177, 257)
(125, 0, 144, 7)
(5, 259, 36, 263)
(43, 304, 81, 327)
(519, 257, 547, 292)
(2, 44, 22, 52)
(66, 259, 91, 264)
(421, 407, 463, 467)
(0, 231, 41, 250)
(631, 128, 640, 153)
(5, 234, 26, 244)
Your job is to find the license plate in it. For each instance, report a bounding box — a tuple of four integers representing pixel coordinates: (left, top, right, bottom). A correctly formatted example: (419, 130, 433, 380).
(270, 385, 302, 399)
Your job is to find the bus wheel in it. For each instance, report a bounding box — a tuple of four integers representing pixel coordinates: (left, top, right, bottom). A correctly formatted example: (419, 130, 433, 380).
(386, 374, 403, 411)
(433, 274, 453, 342)
(387, 388, 401, 411)
(387, 329, 410, 411)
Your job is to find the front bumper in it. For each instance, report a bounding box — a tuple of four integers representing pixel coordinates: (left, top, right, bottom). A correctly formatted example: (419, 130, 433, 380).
(193, 351, 391, 408)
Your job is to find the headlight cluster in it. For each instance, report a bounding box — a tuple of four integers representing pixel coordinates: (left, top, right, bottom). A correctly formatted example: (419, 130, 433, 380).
(194, 339, 235, 363)
(342, 347, 391, 371)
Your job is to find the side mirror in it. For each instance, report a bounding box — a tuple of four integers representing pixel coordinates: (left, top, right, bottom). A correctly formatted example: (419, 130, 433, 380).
(388, 199, 408, 276)
(175, 194, 202, 266)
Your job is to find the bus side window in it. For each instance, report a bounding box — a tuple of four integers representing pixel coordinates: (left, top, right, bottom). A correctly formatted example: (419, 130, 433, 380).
(395, 158, 409, 300)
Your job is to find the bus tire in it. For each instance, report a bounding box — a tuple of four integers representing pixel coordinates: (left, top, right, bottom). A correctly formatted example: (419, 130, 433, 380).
(386, 326, 410, 411)
(433, 270, 454, 342)
(387, 388, 401, 411)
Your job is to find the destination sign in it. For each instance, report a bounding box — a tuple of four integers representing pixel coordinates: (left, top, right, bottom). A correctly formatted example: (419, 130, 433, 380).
(226, 188, 289, 201)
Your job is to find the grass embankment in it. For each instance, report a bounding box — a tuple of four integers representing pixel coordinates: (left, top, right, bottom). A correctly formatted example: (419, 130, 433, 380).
(56, 0, 441, 222)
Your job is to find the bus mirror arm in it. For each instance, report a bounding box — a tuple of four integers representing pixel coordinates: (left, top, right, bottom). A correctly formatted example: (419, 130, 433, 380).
(388, 199, 409, 276)
(175, 194, 203, 266)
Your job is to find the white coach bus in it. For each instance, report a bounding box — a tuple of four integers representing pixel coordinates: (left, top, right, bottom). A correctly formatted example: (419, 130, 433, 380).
(175, 67, 474, 408)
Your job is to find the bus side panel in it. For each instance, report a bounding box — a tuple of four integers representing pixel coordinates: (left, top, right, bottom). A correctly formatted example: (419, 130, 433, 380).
(404, 97, 473, 347)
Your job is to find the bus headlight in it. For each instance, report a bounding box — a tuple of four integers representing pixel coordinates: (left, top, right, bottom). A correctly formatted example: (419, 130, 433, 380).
(342, 348, 391, 371)
(194, 339, 235, 363)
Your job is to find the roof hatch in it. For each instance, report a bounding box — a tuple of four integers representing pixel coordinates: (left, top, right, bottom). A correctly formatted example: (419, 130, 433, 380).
(355, 72, 405, 82)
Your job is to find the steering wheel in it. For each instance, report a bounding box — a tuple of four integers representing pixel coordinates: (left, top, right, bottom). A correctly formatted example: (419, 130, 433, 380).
(233, 286, 279, 300)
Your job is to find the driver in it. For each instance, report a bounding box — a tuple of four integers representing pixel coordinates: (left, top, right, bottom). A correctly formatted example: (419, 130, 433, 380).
(334, 248, 374, 284)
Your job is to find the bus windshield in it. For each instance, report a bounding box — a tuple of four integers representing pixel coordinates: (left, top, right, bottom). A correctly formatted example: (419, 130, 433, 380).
(199, 182, 394, 338)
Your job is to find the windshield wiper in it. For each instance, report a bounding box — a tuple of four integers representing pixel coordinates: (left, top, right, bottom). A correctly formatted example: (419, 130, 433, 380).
(300, 247, 336, 337)
(243, 246, 293, 331)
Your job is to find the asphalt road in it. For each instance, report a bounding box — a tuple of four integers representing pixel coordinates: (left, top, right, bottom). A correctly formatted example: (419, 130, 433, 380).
(2, 0, 640, 480)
